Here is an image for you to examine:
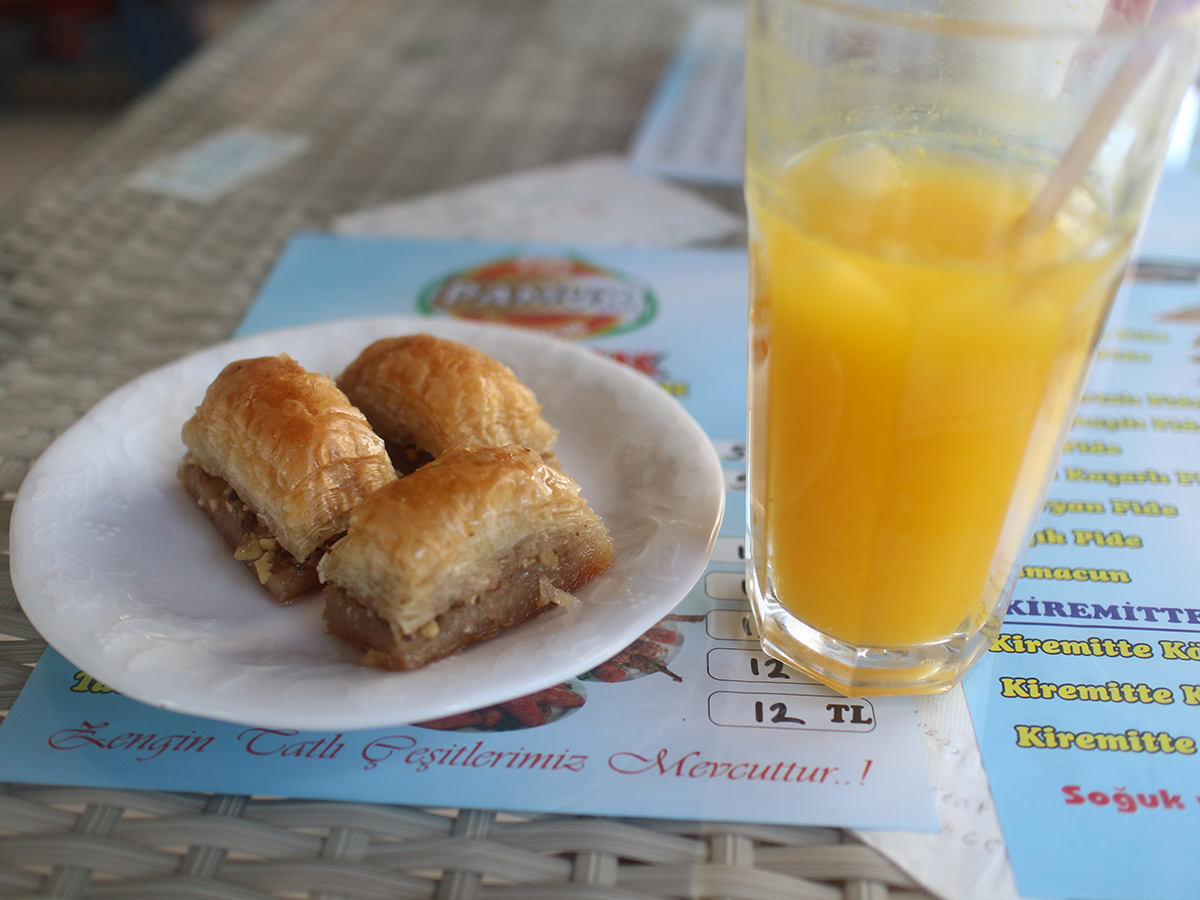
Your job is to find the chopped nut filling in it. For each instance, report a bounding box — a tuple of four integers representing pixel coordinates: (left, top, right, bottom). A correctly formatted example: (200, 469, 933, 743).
(417, 619, 440, 640)
(253, 553, 276, 585)
(234, 536, 264, 561)
(180, 460, 324, 603)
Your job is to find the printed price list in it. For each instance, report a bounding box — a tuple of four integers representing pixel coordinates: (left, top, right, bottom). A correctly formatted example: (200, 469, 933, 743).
(701, 510, 878, 735)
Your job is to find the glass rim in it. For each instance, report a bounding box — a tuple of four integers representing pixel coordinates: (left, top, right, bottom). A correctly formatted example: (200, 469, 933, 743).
(760, 0, 1200, 41)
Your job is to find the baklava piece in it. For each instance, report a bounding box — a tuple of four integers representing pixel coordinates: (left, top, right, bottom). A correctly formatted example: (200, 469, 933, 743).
(337, 334, 559, 473)
(180, 353, 397, 602)
(318, 444, 614, 670)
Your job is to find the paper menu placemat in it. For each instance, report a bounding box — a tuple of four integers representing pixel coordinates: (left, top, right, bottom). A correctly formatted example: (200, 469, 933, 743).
(957, 122, 1200, 900)
(626, 4, 744, 186)
(961, 273, 1200, 900)
(0, 234, 936, 832)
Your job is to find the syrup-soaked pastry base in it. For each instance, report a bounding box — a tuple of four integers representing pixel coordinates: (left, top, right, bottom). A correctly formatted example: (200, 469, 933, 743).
(325, 571, 559, 671)
(323, 528, 597, 670)
(180, 461, 322, 603)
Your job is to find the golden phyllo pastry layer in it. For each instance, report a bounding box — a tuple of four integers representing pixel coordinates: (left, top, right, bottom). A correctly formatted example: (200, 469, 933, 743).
(180, 354, 397, 597)
(337, 334, 559, 471)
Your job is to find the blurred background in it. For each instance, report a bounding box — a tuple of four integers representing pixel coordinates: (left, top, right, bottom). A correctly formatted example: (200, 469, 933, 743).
(0, 0, 258, 211)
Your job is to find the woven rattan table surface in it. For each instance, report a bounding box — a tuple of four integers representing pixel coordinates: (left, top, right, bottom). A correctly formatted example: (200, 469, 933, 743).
(0, 1, 937, 897)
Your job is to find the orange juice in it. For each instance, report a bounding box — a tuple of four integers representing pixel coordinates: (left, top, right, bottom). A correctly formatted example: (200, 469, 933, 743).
(746, 138, 1128, 655)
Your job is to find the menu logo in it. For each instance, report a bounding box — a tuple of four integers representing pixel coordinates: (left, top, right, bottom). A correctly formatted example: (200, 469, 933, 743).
(418, 254, 657, 339)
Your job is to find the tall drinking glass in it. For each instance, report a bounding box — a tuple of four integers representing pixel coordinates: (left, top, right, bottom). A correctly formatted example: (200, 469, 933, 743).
(745, 0, 1200, 695)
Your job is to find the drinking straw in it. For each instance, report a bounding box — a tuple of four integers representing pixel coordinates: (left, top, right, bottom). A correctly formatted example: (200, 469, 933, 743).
(1014, 39, 1159, 236)
(1013, 0, 1162, 236)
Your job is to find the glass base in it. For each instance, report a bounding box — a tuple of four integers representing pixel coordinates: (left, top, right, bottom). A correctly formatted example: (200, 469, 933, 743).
(746, 577, 1007, 697)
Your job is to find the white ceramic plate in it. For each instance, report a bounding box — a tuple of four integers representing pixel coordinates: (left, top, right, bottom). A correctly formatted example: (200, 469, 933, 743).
(11, 316, 724, 730)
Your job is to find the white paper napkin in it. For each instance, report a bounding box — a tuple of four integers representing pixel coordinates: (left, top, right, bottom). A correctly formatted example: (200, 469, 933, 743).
(332, 155, 742, 247)
(854, 687, 1022, 900)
